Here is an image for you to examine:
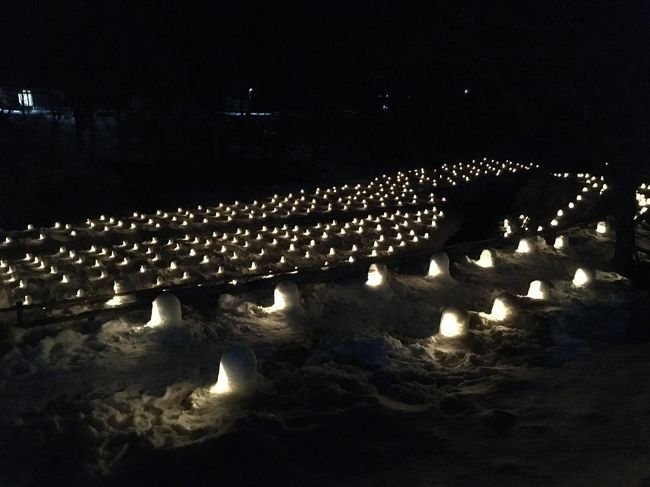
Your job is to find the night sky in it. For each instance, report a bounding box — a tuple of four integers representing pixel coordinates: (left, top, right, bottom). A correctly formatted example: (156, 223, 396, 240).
(3, 2, 648, 112)
(0, 0, 648, 189)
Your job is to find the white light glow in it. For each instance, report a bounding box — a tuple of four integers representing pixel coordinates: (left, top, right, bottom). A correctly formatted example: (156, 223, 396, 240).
(269, 281, 300, 312)
(553, 235, 567, 249)
(427, 252, 450, 278)
(572, 268, 590, 287)
(596, 221, 608, 234)
(210, 361, 231, 394)
(527, 280, 548, 300)
(106, 294, 127, 307)
(516, 238, 532, 254)
(476, 249, 494, 268)
(490, 297, 509, 321)
(209, 345, 257, 396)
(146, 292, 183, 328)
(366, 263, 388, 287)
(439, 308, 469, 338)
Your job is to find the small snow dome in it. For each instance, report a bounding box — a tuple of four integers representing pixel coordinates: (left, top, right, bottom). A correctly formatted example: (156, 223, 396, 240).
(366, 262, 388, 287)
(106, 280, 129, 306)
(272, 281, 300, 311)
(490, 297, 508, 321)
(596, 221, 609, 234)
(527, 280, 549, 300)
(147, 292, 182, 327)
(427, 252, 450, 278)
(515, 237, 532, 254)
(210, 345, 257, 395)
(553, 235, 568, 249)
(439, 307, 469, 338)
(476, 249, 495, 268)
(490, 293, 518, 322)
(572, 268, 593, 288)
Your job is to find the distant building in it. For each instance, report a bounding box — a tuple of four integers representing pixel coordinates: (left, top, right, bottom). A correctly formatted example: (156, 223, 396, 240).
(222, 92, 274, 117)
(0, 87, 66, 113)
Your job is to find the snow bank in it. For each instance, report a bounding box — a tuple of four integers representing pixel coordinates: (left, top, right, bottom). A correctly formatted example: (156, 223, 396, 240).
(1, 208, 648, 487)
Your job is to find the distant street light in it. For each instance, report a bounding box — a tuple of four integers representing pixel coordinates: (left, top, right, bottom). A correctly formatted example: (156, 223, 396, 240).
(248, 87, 253, 116)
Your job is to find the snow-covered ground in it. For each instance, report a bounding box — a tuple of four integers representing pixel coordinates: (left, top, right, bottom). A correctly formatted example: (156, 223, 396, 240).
(2, 208, 650, 486)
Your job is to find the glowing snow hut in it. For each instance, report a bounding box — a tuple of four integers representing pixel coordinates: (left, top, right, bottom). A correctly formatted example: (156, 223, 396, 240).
(476, 249, 495, 268)
(147, 292, 183, 327)
(553, 235, 568, 249)
(427, 252, 450, 278)
(526, 280, 549, 300)
(271, 281, 300, 311)
(489, 293, 518, 322)
(366, 263, 388, 287)
(572, 268, 592, 288)
(596, 221, 609, 235)
(209, 345, 257, 395)
(515, 237, 532, 254)
(106, 280, 129, 306)
(438, 307, 469, 338)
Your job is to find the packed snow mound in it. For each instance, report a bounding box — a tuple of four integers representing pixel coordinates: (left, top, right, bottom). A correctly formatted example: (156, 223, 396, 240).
(271, 281, 301, 312)
(474, 248, 496, 268)
(147, 292, 183, 327)
(427, 252, 451, 279)
(210, 344, 258, 395)
(554, 235, 569, 249)
(488, 292, 520, 322)
(527, 280, 550, 300)
(366, 262, 389, 287)
(438, 307, 469, 338)
(572, 267, 594, 288)
(515, 237, 533, 254)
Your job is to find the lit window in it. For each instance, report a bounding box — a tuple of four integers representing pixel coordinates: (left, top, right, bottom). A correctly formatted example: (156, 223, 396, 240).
(18, 89, 33, 107)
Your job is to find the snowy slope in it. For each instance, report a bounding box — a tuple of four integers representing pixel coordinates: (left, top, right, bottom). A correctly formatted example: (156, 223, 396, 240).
(0, 159, 535, 310)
